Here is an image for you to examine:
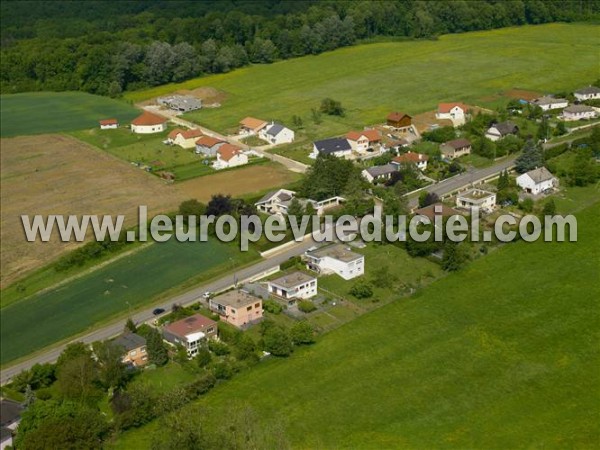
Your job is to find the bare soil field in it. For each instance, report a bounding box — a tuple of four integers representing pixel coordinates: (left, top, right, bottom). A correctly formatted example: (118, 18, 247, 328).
(0, 134, 184, 287)
(139, 86, 227, 107)
(504, 88, 542, 101)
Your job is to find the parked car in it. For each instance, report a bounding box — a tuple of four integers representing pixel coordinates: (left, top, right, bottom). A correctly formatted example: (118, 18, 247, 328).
(152, 308, 165, 316)
(202, 292, 212, 299)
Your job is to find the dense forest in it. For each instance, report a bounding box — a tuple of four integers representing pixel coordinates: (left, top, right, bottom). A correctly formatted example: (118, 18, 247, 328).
(1, 0, 598, 96)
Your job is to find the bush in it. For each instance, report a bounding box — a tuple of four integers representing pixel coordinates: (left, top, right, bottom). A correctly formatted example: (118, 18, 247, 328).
(350, 281, 374, 299)
(208, 340, 230, 356)
(212, 360, 236, 380)
(297, 300, 317, 313)
(195, 348, 212, 368)
(291, 321, 315, 345)
(263, 327, 293, 357)
(263, 299, 283, 314)
(280, 256, 301, 270)
(184, 373, 216, 400)
(519, 198, 534, 212)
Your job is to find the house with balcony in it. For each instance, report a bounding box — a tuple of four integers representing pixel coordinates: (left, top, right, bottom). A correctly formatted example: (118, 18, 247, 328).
(304, 244, 364, 280)
(162, 314, 218, 357)
(455, 189, 496, 212)
(267, 271, 317, 304)
(209, 290, 263, 329)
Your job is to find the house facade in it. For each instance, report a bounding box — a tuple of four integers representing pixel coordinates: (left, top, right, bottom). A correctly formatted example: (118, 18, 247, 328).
(239, 117, 268, 135)
(255, 189, 296, 214)
(346, 130, 382, 153)
(485, 121, 519, 141)
(162, 314, 218, 357)
(574, 86, 600, 101)
(440, 138, 471, 159)
(259, 122, 295, 145)
(168, 128, 204, 148)
(386, 112, 412, 130)
(310, 138, 353, 159)
(436, 103, 467, 124)
(362, 164, 397, 183)
(392, 152, 429, 171)
(516, 167, 558, 195)
(113, 333, 148, 367)
(267, 271, 318, 303)
(131, 111, 167, 134)
(304, 244, 364, 280)
(530, 96, 569, 111)
(562, 105, 597, 121)
(213, 144, 248, 170)
(99, 118, 118, 129)
(455, 189, 496, 212)
(195, 136, 225, 156)
(209, 290, 263, 328)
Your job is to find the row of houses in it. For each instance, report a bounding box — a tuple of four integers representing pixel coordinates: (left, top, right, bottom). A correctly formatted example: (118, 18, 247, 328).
(239, 117, 295, 145)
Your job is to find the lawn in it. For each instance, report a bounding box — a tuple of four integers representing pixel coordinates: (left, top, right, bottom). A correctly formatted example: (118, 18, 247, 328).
(0, 239, 258, 365)
(129, 362, 197, 394)
(0, 91, 139, 137)
(126, 23, 599, 142)
(116, 200, 599, 449)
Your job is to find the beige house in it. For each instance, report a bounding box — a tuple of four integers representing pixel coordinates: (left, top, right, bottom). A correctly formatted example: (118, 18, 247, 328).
(209, 290, 263, 329)
(167, 128, 204, 148)
(455, 189, 496, 212)
(440, 138, 471, 159)
(113, 333, 148, 367)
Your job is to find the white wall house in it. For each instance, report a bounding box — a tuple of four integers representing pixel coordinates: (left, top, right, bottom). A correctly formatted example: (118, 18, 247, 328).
(436, 103, 467, 125)
(99, 118, 118, 129)
(304, 244, 364, 280)
(213, 144, 248, 170)
(530, 96, 569, 111)
(267, 271, 317, 303)
(455, 189, 496, 212)
(574, 86, 600, 101)
(562, 105, 597, 121)
(346, 130, 382, 154)
(131, 111, 167, 134)
(195, 136, 225, 156)
(239, 117, 268, 135)
(259, 122, 295, 145)
(392, 152, 429, 171)
(362, 164, 397, 183)
(310, 138, 353, 159)
(255, 189, 296, 215)
(516, 167, 558, 195)
(485, 121, 519, 141)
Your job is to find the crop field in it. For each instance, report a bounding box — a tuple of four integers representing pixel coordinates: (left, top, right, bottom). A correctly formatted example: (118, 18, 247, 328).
(126, 23, 599, 141)
(0, 238, 257, 365)
(117, 200, 599, 449)
(0, 92, 139, 137)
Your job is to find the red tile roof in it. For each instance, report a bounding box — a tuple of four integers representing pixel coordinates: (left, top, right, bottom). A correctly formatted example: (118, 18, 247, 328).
(99, 118, 118, 126)
(131, 111, 167, 126)
(218, 143, 243, 162)
(180, 129, 203, 140)
(168, 128, 185, 139)
(346, 129, 382, 142)
(437, 103, 467, 114)
(164, 314, 217, 338)
(393, 152, 429, 164)
(239, 117, 267, 131)
(196, 136, 224, 147)
(386, 112, 411, 122)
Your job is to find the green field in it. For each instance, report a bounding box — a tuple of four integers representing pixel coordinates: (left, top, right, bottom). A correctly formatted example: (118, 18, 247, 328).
(126, 23, 599, 142)
(117, 199, 600, 449)
(0, 239, 258, 365)
(0, 91, 139, 137)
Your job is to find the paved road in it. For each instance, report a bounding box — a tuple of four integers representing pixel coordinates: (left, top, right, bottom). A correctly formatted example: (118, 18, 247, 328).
(0, 237, 320, 385)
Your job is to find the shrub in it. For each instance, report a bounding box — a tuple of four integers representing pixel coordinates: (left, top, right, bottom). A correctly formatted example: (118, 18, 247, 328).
(263, 299, 283, 314)
(280, 256, 301, 270)
(519, 198, 534, 213)
(297, 300, 317, 313)
(263, 327, 293, 357)
(184, 373, 216, 399)
(208, 340, 230, 356)
(291, 321, 315, 345)
(350, 281, 374, 299)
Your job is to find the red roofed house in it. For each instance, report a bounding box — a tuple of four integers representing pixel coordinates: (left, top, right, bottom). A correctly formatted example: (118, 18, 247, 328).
(195, 135, 226, 156)
(162, 314, 218, 357)
(131, 111, 167, 134)
(239, 117, 268, 135)
(386, 112, 412, 130)
(167, 128, 204, 148)
(436, 103, 468, 124)
(392, 151, 429, 171)
(346, 129, 382, 153)
(99, 118, 118, 130)
(213, 143, 248, 170)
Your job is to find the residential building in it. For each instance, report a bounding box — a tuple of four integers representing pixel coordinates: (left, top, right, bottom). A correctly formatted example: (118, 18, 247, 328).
(436, 102, 467, 123)
(516, 167, 558, 195)
(562, 105, 597, 121)
(346, 129, 382, 153)
(162, 314, 218, 357)
(485, 121, 519, 141)
(209, 290, 263, 328)
(455, 189, 496, 212)
(157, 95, 202, 112)
(239, 117, 268, 135)
(195, 135, 225, 156)
(255, 188, 296, 214)
(99, 118, 118, 129)
(574, 85, 600, 101)
(113, 333, 148, 367)
(267, 271, 318, 303)
(310, 137, 353, 159)
(386, 112, 412, 130)
(440, 138, 472, 159)
(167, 128, 204, 148)
(362, 164, 398, 183)
(530, 96, 569, 111)
(392, 151, 429, 171)
(213, 143, 248, 170)
(414, 203, 462, 221)
(131, 111, 167, 134)
(0, 399, 23, 450)
(304, 244, 364, 280)
(259, 122, 295, 145)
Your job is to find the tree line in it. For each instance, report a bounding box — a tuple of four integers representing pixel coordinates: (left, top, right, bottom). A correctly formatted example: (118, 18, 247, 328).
(1, 0, 598, 95)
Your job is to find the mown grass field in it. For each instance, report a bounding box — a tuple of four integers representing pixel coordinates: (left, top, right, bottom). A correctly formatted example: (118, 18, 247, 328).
(116, 199, 599, 449)
(0, 239, 258, 365)
(0, 92, 139, 137)
(126, 23, 599, 143)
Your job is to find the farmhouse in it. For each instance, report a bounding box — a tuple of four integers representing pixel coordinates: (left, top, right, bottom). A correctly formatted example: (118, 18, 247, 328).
(530, 96, 569, 111)
(162, 314, 217, 357)
(516, 167, 558, 195)
(113, 333, 148, 367)
(239, 117, 268, 135)
(436, 102, 467, 124)
(386, 111, 412, 130)
(414, 203, 461, 221)
(392, 151, 429, 171)
(99, 118, 118, 129)
(255, 188, 296, 214)
(346, 129, 382, 153)
(167, 128, 204, 148)
(562, 104, 597, 121)
(195, 135, 225, 156)
(259, 122, 295, 145)
(131, 111, 167, 134)
(310, 137, 352, 159)
(362, 164, 397, 183)
(213, 143, 248, 170)
(304, 244, 364, 280)
(455, 188, 496, 212)
(157, 94, 202, 112)
(267, 271, 318, 303)
(440, 138, 472, 159)
(574, 85, 600, 101)
(209, 290, 263, 329)
(485, 121, 519, 141)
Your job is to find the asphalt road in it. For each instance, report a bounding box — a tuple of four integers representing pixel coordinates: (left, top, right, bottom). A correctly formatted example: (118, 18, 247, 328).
(0, 237, 320, 385)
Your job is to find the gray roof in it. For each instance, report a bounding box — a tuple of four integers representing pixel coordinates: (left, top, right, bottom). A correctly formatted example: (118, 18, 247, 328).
(255, 189, 294, 205)
(210, 290, 261, 308)
(306, 244, 362, 263)
(266, 123, 286, 137)
(269, 271, 316, 289)
(524, 167, 555, 183)
(564, 104, 595, 113)
(442, 138, 471, 150)
(575, 86, 600, 95)
(531, 96, 567, 106)
(0, 400, 23, 427)
(113, 333, 146, 352)
(366, 164, 397, 178)
(491, 121, 518, 136)
(314, 138, 352, 154)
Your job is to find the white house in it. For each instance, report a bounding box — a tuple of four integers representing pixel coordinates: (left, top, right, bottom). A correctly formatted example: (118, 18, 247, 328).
(259, 122, 295, 145)
(167, 128, 203, 148)
(530, 96, 569, 111)
(516, 167, 558, 195)
(304, 244, 364, 280)
(362, 164, 398, 183)
(436, 102, 467, 125)
(239, 117, 268, 135)
(195, 135, 225, 156)
(562, 105, 597, 121)
(255, 189, 296, 215)
(213, 144, 248, 170)
(310, 137, 353, 159)
(392, 152, 429, 171)
(574, 86, 600, 101)
(267, 271, 317, 303)
(346, 129, 382, 153)
(455, 189, 496, 212)
(99, 118, 118, 129)
(485, 121, 519, 141)
(131, 111, 167, 134)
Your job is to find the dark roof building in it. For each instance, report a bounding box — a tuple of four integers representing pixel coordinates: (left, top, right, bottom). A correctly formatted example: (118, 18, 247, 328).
(113, 333, 146, 352)
(313, 137, 352, 155)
